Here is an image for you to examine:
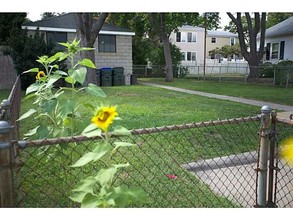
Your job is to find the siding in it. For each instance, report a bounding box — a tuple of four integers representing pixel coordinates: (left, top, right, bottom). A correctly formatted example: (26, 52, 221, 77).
(264, 35, 293, 62)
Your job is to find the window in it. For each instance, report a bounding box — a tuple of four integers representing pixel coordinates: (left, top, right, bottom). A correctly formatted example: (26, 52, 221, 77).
(211, 37, 216, 43)
(181, 52, 185, 61)
(271, 43, 279, 59)
(176, 32, 196, 43)
(46, 32, 67, 51)
(187, 52, 196, 61)
(230, 38, 235, 46)
(98, 35, 116, 52)
(181, 32, 187, 42)
(176, 32, 181, 42)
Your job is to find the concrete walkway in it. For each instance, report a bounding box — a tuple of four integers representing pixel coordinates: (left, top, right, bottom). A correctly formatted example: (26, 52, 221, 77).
(139, 81, 293, 113)
(139, 81, 293, 207)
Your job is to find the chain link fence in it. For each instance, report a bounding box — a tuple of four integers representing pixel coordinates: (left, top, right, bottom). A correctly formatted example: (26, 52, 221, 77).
(1, 76, 292, 208)
(13, 116, 263, 208)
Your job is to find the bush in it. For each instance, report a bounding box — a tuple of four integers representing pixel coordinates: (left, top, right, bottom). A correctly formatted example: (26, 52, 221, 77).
(275, 60, 293, 85)
(259, 62, 274, 78)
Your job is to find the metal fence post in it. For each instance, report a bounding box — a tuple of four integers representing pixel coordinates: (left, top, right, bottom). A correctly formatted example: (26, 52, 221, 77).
(257, 105, 272, 207)
(267, 111, 277, 207)
(0, 120, 15, 207)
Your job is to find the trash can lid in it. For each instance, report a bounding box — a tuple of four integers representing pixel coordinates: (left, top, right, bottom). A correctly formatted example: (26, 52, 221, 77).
(100, 67, 112, 70)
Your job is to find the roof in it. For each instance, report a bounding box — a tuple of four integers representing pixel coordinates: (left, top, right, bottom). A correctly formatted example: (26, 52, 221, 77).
(22, 13, 135, 36)
(265, 16, 293, 37)
(178, 25, 205, 32)
(207, 30, 237, 37)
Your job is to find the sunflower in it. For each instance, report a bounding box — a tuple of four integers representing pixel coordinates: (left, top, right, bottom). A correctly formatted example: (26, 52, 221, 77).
(91, 106, 118, 132)
(36, 71, 46, 80)
(280, 137, 293, 166)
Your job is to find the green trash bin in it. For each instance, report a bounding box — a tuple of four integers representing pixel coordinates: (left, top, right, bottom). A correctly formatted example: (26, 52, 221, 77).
(112, 67, 125, 86)
(100, 68, 112, 86)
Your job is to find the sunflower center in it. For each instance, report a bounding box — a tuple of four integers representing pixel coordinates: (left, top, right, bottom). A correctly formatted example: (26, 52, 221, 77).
(98, 111, 110, 122)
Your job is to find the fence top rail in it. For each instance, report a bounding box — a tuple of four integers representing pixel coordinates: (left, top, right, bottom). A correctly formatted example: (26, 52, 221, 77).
(275, 117, 293, 126)
(16, 115, 260, 149)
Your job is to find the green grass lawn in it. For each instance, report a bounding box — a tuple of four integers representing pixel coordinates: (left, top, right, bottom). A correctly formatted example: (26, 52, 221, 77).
(0, 89, 11, 101)
(17, 84, 262, 208)
(139, 78, 293, 106)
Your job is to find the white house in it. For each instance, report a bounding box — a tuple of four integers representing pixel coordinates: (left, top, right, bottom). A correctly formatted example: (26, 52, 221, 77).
(262, 16, 293, 63)
(169, 25, 205, 66)
(170, 25, 239, 65)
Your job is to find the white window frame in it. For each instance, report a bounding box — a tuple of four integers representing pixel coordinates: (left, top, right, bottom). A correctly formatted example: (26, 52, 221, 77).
(230, 37, 235, 46)
(271, 42, 279, 59)
(187, 51, 197, 61)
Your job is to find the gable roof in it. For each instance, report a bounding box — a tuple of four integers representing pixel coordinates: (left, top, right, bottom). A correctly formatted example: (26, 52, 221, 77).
(207, 30, 237, 38)
(265, 16, 293, 38)
(22, 13, 135, 36)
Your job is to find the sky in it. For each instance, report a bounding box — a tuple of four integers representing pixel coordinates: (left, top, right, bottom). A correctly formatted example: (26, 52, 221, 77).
(26, 12, 232, 30)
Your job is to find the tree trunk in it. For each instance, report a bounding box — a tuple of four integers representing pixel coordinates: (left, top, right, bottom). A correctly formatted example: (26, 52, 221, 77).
(159, 13, 173, 82)
(79, 37, 97, 86)
(74, 13, 108, 86)
(162, 35, 173, 82)
(227, 12, 266, 82)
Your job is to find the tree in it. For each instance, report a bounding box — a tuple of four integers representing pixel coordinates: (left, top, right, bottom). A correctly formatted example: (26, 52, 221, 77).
(266, 13, 293, 28)
(209, 44, 241, 61)
(41, 12, 65, 20)
(7, 29, 55, 89)
(227, 12, 266, 81)
(74, 13, 108, 85)
(0, 13, 27, 45)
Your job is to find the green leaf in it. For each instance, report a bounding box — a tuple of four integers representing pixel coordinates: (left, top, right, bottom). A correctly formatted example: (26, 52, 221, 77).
(24, 126, 39, 136)
(82, 124, 102, 138)
(95, 163, 129, 187)
(72, 67, 87, 85)
(22, 93, 36, 101)
(26, 83, 41, 95)
(23, 68, 39, 74)
(79, 58, 96, 68)
(111, 186, 147, 207)
(80, 193, 101, 208)
(40, 98, 57, 114)
(58, 99, 76, 119)
(45, 74, 61, 88)
(69, 191, 89, 204)
(71, 144, 110, 167)
(65, 76, 76, 84)
(37, 125, 50, 139)
(55, 70, 68, 76)
(85, 83, 106, 98)
(70, 152, 97, 167)
(72, 176, 96, 193)
(113, 142, 136, 149)
(17, 109, 37, 121)
(82, 102, 96, 111)
(112, 126, 131, 136)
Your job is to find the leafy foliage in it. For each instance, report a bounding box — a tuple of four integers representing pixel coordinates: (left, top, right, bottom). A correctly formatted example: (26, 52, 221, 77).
(266, 13, 293, 28)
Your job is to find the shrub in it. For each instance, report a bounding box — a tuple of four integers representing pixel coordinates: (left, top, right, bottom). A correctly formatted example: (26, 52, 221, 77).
(275, 60, 293, 85)
(259, 62, 274, 78)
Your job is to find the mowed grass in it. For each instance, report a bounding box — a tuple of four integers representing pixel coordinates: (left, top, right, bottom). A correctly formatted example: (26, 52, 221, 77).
(19, 84, 260, 135)
(139, 78, 293, 106)
(17, 84, 262, 208)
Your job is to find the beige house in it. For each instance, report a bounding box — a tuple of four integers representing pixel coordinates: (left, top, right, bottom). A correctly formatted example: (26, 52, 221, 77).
(206, 30, 238, 59)
(22, 13, 135, 84)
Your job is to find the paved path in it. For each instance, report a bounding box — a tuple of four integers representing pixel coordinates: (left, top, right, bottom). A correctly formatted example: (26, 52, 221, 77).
(139, 81, 293, 113)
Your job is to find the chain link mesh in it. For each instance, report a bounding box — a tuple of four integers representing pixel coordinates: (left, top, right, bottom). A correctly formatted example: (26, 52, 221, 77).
(274, 120, 293, 208)
(14, 116, 264, 208)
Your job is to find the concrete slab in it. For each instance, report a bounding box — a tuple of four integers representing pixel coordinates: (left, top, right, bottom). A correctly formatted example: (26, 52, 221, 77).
(182, 152, 293, 208)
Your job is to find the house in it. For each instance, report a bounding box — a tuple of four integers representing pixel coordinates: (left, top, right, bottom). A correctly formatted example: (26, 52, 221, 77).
(21, 13, 135, 83)
(169, 25, 238, 65)
(169, 25, 205, 65)
(206, 30, 238, 59)
(262, 16, 293, 63)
